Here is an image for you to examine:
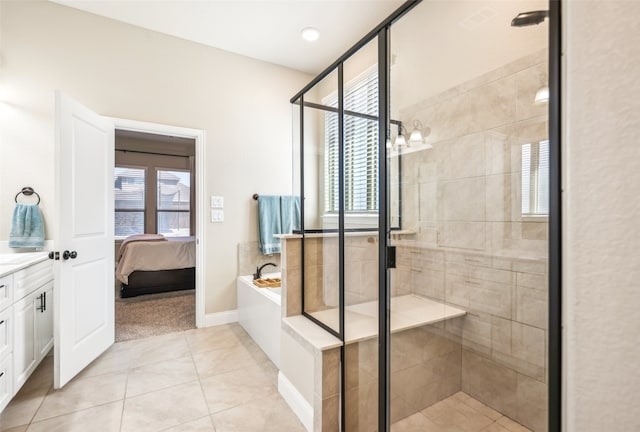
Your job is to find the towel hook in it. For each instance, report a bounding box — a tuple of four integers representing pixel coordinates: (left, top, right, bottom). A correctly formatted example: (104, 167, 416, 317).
(15, 186, 41, 205)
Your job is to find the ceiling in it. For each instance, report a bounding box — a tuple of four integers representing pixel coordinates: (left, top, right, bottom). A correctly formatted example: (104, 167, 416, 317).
(50, 0, 405, 75)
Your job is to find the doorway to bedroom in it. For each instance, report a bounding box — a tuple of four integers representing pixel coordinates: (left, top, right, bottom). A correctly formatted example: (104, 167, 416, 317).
(113, 129, 197, 342)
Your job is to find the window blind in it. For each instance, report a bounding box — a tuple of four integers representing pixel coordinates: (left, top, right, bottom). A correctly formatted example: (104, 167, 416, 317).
(521, 140, 549, 215)
(324, 70, 379, 213)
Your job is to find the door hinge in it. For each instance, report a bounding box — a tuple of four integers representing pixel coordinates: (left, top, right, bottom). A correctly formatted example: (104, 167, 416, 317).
(387, 246, 396, 269)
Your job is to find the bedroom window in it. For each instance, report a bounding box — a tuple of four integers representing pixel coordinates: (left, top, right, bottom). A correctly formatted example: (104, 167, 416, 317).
(157, 169, 190, 237)
(114, 167, 146, 236)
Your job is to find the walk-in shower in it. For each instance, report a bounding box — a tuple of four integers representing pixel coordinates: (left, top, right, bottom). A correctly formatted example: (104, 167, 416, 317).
(289, 1, 559, 430)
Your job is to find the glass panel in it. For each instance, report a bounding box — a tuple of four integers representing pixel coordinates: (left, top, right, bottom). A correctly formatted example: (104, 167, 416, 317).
(114, 211, 144, 236)
(115, 166, 145, 236)
(156, 169, 190, 236)
(157, 169, 190, 210)
(343, 37, 379, 432)
(389, 1, 549, 430)
(114, 167, 145, 209)
(302, 70, 340, 334)
(157, 211, 190, 237)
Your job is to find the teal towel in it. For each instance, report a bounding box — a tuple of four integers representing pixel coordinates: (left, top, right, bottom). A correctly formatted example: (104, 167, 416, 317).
(258, 196, 282, 255)
(9, 204, 45, 248)
(280, 196, 301, 234)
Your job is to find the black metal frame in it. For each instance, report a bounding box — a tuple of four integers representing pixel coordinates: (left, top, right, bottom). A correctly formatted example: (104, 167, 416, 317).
(548, 1, 562, 432)
(291, 0, 562, 430)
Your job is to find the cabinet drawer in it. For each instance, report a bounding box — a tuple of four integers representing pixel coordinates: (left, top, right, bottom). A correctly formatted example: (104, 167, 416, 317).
(0, 308, 12, 360)
(0, 353, 12, 412)
(14, 260, 53, 301)
(0, 274, 12, 312)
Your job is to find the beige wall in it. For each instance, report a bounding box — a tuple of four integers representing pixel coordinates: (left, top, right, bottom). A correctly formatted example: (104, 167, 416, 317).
(564, 1, 640, 431)
(0, 1, 310, 314)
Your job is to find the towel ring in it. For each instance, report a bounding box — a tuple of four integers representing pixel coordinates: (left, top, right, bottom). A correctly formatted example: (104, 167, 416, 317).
(15, 187, 41, 205)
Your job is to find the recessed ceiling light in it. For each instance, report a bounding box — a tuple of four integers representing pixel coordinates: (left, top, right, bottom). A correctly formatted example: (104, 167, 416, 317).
(301, 27, 320, 42)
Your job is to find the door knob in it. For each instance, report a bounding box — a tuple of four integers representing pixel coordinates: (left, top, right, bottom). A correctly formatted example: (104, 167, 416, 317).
(63, 250, 78, 260)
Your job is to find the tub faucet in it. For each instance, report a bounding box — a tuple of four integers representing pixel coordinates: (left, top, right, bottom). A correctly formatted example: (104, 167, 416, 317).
(253, 262, 277, 280)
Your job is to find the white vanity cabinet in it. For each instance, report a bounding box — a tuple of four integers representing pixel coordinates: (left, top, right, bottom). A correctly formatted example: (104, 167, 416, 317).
(0, 254, 53, 413)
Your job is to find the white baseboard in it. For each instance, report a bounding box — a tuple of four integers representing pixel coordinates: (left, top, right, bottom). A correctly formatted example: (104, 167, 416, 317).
(278, 372, 313, 432)
(204, 309, 238, 327)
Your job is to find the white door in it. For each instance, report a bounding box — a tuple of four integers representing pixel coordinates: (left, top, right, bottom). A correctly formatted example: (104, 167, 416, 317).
(36, 281, 54, 359)
(54, 91, 114, 388)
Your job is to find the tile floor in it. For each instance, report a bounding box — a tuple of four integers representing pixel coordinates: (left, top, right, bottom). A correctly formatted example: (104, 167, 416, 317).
(391, 391, 533, 432)
(1, 323, 534, 432)
(0, 324, 305, 432)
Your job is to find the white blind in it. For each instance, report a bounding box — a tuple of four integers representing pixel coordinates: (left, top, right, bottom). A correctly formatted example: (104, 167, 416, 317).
(521, 140, 549, 215)
(324, 70, 379, 213)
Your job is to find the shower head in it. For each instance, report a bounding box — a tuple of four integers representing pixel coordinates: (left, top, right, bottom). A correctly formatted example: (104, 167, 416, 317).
(511, 10, 549, 27)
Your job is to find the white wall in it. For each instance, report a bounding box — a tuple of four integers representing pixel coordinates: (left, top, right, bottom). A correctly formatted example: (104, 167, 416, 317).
(0, 1, 310, 314)
(564, 1, 640, 430)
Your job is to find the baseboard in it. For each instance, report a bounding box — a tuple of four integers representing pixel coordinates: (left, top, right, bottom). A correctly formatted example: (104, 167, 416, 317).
(278, 371, 313, 432)
(204, 309, 238, 327)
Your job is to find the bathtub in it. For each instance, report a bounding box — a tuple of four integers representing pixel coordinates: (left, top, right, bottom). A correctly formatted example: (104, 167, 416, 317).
(237, 273, 281, 369)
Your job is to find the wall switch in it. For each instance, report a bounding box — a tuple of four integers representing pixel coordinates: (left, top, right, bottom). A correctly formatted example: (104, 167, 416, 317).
(211, 196, 224, 208)
(211, 209, 224, 222)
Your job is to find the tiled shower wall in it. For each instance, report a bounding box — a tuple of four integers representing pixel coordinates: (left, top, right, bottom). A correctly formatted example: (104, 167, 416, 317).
(237, 241, 281, 277)
(392, 49, 549, 431)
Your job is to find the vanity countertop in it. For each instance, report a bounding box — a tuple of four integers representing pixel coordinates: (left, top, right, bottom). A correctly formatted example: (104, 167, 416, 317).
(0, 252, 50, 278)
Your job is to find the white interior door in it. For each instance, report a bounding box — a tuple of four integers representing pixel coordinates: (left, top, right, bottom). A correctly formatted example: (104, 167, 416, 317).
(54, 91, 114, 388)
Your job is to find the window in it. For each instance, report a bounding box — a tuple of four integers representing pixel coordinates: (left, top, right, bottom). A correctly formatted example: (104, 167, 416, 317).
(114, 167, 146, 236)
(324, 70, 379, 214)
(157, 169, 191, 236)
(521, 140, 549, 215)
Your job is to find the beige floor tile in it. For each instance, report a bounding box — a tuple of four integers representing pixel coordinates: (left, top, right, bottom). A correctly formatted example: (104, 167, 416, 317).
(26, 400, 123, 432)
(463, 395, 503, 421)
(200, 364, 278, 413)
(161, 416, 216, 432)
(211, 396, 305, 432)
(126, 356, 198, 398)
(0, 385, 49, 430)
(77, 343, 132, 378)
(185, 324, 248, 355)
(391, 412, 450, 432)
(1, 426, 28, 432)
(121, 381, 209, 432)
(127, 332, 192, 369)
(480, 423, 511, 432)
(496, 416, 532, 432)
(192, 343, 266, 379)
(32, 372, 127, 422)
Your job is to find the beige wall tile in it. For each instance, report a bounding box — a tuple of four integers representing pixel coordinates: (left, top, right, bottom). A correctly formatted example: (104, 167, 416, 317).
(516, 374, 548, 432)
(515, 285, 547, 330)
(461, 350, 517, 419)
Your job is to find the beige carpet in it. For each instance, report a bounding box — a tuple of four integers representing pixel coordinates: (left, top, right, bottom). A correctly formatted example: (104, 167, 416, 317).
(115, 289, 196, 342)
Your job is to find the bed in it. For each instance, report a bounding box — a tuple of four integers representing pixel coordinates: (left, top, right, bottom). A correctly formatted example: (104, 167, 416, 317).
(115, 234, 196, 298)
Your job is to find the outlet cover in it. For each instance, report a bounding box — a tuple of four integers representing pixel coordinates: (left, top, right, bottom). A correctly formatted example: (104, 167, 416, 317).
(211, 209, 224, 222)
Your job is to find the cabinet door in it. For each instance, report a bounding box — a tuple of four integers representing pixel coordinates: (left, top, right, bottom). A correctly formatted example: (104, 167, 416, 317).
(13, 292, 36, 391)
(0, 307, 12, 360)
(0, 354, 12, 412)
(36, 282, 54, 359)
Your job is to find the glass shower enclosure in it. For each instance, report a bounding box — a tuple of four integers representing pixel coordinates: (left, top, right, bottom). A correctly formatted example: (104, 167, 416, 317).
(291, 1, 557, 430)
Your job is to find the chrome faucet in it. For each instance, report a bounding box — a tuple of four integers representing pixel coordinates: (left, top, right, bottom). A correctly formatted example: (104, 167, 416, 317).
(253, 262, 277, 280)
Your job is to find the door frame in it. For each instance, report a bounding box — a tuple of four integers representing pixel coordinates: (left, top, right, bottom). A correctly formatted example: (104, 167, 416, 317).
(110, 117, 206, 328)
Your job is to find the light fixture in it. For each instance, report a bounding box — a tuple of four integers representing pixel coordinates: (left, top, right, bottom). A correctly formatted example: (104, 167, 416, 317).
(301, 27, 320, 42)
(534, 86, 549, 105)
(394, 125, 407, 148)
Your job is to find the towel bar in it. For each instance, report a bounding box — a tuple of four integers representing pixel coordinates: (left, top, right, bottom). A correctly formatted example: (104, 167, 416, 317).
(15, 186, 41, 205)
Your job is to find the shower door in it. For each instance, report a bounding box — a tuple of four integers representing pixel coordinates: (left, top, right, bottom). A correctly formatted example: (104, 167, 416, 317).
(386, 1, 551, 431)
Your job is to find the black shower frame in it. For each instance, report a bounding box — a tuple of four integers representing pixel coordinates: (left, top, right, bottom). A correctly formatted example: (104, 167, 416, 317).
(290, 1, 562, 431)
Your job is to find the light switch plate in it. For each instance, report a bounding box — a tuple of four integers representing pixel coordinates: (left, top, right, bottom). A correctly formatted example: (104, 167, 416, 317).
(211, 196, 224, 208)
(211, 209, 224, 222)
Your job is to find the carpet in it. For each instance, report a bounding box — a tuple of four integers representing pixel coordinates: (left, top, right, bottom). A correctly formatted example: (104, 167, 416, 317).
(115, 289, 196, 342)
